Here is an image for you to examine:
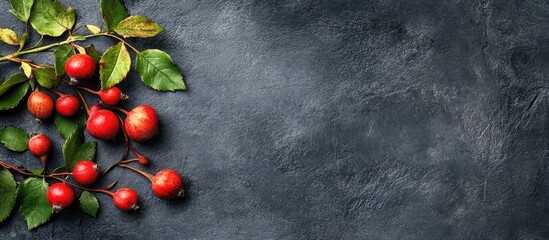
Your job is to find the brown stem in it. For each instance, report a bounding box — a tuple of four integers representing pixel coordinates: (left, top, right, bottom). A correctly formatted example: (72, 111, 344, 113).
(49, 172, 71, 177)
(75, 85, 99, 95)
(75, 89, 90, 115)
(49, 89, 64, 97)
(102, 145, 129, 177)
(120, 158, 139, 164)
(104, 105, 130, 115)
(49, 176, 113, 196)
(118, 164, 154, 182)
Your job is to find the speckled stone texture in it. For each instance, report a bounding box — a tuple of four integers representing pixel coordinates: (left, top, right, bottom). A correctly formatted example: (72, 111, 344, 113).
(1, 0, 548, 239)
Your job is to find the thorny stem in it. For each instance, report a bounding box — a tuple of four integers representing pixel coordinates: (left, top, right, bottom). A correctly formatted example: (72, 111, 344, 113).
(119, 164, 154, 182)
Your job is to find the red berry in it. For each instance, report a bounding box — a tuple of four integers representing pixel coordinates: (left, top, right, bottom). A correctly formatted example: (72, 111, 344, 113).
(86, 109, 120, 140)
(56, 94, 80, 117)
(27, 91, 54, 119)
(99, 87, 123, 105)
(65, 54, 96, 81)
(72, 160, 100, 185)
(89, 104, 101, 116)
(152, 169, 184, 199)
(124, 105, 159, 142)
(28, 134, 51, 157)
(112, 188, 139, 211)
(47, 183, 75, 212)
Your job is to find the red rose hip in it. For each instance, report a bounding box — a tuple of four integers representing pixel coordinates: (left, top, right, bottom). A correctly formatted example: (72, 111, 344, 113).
(112, 188, 139, 211)
(72, 160, 100, 185)
(86, 109, 120, 140)
(65, 54, 96, 83)
(99, 87, 125, 105)
(152, 169, 184, 199)
(124, 105, 159, 142)
(56, 94, 80, 117)
(47, 183, 75, 212)
(28, 134, 51, 167)
(27, 91, 54, 120)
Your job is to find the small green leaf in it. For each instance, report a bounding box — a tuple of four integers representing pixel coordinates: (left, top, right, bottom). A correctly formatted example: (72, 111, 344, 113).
(0, 126, 29, 152)
(113, 16, 163, 38)
(136, 49, 186, 91)
(21, 62, 33, 79)
(54, 112, 86, 139)
(62, 129, 96, 170)
(85, 24, 101, 34)
(99, 42, 130, 90)
(100, 0, 129, 31)
(0, 73, 28, 96)
(29, 0, 75, 37)
(0, 168, 17, 223)
(52, 166, 66, 174)
(80, 191, 99, 217)
(71, 142, 96, 169)
(8, 0, 34, 23)
(18, 178, 53, 230)
(0, 28, 20, 46)
(54, 45, 75, 77)
(27, 169, 44, 175)
(85, 44, 102, 64)
(0, 82, 30, 111)
(34, 67, 60, 89)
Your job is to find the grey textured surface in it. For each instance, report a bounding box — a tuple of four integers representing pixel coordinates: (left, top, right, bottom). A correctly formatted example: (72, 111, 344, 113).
(1, 0, 549, 239)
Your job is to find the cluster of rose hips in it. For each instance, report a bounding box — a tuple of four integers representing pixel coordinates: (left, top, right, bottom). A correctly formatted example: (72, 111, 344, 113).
(26, 53, 184, 212)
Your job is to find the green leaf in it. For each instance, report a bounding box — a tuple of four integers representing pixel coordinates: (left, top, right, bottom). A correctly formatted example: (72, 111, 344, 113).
(29, 0, 75, 37)
(52, 166, 66, 174)
(71, 142, 96, 169)
(18, 178, 52, 230)
(85, 44, 102, 64)
(0, 126, 29, 152)
(136, 49, 186, 91)
(62, 129, 96, 170)
(113, 16, 163, 38)
(28, 169, 44, 175)
(0, 28, 20, 46)
(0, 73, 28, 96)
(54, 112, 86, 139)
(34, 67, 60, 89)
(0, 82, 30, 111)
(100, 0, 129, 31)
(54, 44, 75, 77)
(0, 168, 17, 223)
(80, 191, 99, 217)
(8, 0, 34, 23)
(99, 42, 130, 90)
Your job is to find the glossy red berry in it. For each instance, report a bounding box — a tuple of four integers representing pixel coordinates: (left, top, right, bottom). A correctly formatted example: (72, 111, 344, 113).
(27, 91, 54, 119)
(99, 87, 124, 105)
(113, 188, 139, 211)
(65, 54, 96, 82)
(72, 160, 100, 185)
(86, 109, 120, 140)
(56, 94, 80, 117)
(47, 183, 75, 212)
(28, 134, 51, 157)
(124, 105, 159, 142)
(152, 169, 184, 199)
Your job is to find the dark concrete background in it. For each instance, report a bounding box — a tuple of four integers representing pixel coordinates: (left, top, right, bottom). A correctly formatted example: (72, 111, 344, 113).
(1, 0, 549, 239)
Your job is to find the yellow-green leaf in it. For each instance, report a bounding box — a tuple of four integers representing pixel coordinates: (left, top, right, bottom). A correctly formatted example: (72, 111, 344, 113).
(100, 0, 129, 31)
(113, 16, 163, 38)
(21, 62, 33, 78)
(0, 28, 20, 46)
(8, 0, 34, 23)
(99, 42, 130, 90)
(86, 24, 101, 34)
(34, 67, 60, 89)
